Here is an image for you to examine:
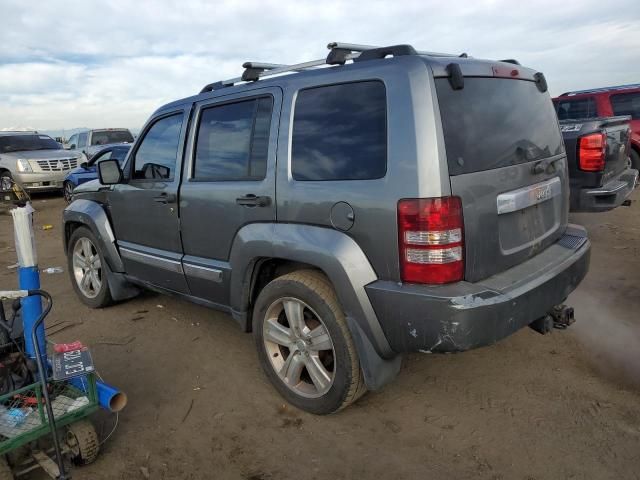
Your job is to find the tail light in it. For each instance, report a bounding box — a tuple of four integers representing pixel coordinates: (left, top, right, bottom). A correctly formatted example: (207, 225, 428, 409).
(578, 132, 606, 172)
(397, 197, 464, 284)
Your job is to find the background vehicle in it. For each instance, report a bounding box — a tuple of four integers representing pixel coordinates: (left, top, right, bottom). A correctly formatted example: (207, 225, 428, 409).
(554, 83, 640, 170)
(558, 117, 637, 212)
(0, 132, 82, 192)
(63, 145, 131, 202)
(64, 42, 590, 415)
(65, 128, 134, 161)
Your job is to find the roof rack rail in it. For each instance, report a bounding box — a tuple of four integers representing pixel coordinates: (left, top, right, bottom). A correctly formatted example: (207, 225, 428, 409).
(499, 58, 520, 65)
(199, 41, 470, 93)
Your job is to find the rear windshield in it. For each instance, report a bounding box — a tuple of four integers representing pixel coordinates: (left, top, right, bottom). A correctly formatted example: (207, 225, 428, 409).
(90, 130, 134, 146)
(0, 134, 59, 153)
(554, 97, 598, 120)
(436, 78, 564, 176)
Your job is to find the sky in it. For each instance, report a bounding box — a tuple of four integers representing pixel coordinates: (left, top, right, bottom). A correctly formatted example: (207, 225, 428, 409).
(1, 0, 639, 131)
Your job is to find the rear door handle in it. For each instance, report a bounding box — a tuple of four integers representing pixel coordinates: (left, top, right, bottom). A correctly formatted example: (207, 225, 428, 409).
(153, 193, 176, 204)
(236, 194, 271, 207)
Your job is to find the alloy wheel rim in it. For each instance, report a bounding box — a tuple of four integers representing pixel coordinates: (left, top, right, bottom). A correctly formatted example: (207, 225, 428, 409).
(0, 176, 11, 191)
(72, 237, 102, 298)
(64, 182, 74, 202)
(263, 297, 336, 398)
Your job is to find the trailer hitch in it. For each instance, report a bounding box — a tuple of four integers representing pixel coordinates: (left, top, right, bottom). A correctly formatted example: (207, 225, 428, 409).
(529, 304, 575, 335)
(550, 304, 575, 329)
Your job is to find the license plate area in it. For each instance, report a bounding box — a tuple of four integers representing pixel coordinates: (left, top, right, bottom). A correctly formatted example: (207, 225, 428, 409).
(51, 349, 95, 381)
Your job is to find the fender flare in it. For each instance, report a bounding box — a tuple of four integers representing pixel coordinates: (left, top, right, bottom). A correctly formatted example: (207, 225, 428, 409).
(228, 223, 395, 360)
(62, 199, 124, 273)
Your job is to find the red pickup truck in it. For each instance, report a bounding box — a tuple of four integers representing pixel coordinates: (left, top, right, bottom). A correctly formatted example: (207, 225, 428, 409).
(553, 83, 640, 171)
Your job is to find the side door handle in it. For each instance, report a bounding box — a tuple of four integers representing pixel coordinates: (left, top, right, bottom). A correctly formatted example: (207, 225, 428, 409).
(236, 194, 271, 207)
(153, 192, 177, 204)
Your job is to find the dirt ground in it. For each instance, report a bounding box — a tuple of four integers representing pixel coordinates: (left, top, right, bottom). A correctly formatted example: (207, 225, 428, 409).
(1, 191, 639, 480)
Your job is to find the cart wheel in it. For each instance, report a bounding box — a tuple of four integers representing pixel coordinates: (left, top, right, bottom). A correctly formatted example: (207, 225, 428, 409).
(0, 456, 14, 480)
(66, 420, 99, 465)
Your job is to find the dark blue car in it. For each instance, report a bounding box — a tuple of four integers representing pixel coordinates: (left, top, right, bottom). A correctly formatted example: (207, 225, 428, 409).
(63, 145, 131, 202)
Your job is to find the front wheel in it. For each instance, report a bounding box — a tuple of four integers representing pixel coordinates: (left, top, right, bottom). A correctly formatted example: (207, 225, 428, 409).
(67, 226, 113, 308)
(0, 172, 12, 192)
(63, 181, 75, 203)
(253, 270, 366, 415)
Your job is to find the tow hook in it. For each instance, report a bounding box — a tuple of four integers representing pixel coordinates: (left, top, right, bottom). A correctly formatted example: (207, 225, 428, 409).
(529, 304, 575, 335)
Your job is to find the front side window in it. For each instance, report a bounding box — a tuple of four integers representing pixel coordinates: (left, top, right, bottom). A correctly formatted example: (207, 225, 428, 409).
(132, 113, 183, 181)
(611, 92, 640, 120)
(193, 97, 273, 181)
(554, 97, 598, 120)
(291, 81, 387, 181)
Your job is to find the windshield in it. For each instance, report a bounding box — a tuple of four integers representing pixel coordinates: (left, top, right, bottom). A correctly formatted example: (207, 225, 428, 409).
(435, 78, 564, 175)
(0, 134, 60, 153)
(90, 130, 134, 146)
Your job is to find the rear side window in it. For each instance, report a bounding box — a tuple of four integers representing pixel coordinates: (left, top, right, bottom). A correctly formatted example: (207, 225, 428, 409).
(132, 113, 183, 181)
(555, 97, 598, 120)
(292, 81, 387, 181)
(193, 97, 273, 181)
(436, 78, 564, 176)
(611, 92, 640, 120)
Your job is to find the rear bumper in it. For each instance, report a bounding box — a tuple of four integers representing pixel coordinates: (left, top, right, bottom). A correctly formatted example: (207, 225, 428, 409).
(365, 225, 591, 353)
(571, 168, 638, 212)
(13, 172, 67, 191)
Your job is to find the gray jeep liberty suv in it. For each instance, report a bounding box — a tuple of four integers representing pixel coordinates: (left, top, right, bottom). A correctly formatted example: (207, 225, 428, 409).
(63, 42, 591, 415)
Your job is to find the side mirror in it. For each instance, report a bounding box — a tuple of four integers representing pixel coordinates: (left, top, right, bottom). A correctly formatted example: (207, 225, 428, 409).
(80, 162, 89, 169)
(98, 159, 123, 185)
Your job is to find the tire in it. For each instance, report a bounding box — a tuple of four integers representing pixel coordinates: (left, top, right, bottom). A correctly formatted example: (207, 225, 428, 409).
(253, 270, 366, 415)
(630, 149, 640, 173)
(65, 420, 99, 466)
(0, 172, 12, 192)
(63, 181, 76, 203)
(67, 226, 113, 308)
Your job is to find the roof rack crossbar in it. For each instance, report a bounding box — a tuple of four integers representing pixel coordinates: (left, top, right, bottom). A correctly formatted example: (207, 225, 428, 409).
(328, 42, 462, 58)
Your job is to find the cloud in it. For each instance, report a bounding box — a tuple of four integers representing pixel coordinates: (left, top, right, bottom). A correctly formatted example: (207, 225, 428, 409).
(0, 0, 639, 129)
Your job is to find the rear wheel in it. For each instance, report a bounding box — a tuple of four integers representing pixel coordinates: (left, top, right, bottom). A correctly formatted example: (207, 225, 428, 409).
(67, 227, 113, 308)
(63, 181, 75, 203)
(65, 420, 99, 465)
(253, 270, 366, 415)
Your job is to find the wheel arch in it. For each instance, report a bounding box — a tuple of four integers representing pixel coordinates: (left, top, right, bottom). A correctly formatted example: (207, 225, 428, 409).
(229, 223, 394, 360)
(63, 199, 124, 273)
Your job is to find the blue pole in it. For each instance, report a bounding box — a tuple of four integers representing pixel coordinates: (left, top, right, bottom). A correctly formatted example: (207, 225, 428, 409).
(19, 266, 45, 360)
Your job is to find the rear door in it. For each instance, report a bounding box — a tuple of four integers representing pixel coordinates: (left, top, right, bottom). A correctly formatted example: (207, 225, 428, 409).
(108, 109, 190, 293)
(435, 75, 567, 282)
(178, 88, 280, 306)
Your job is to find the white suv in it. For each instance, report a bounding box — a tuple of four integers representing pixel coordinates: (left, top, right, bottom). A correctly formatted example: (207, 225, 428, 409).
(0, 132, 82, 192)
